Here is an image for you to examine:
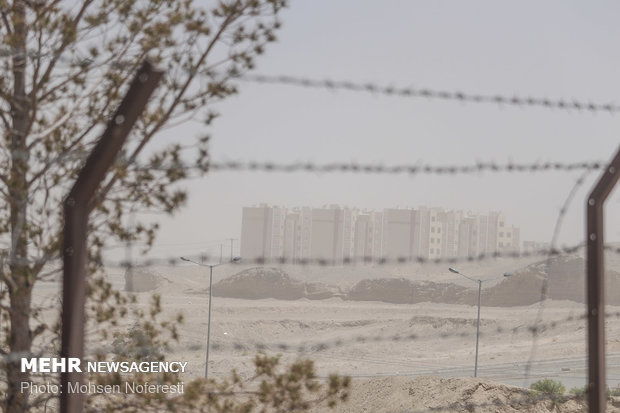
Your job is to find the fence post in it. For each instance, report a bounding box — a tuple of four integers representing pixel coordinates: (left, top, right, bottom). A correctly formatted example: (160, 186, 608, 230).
(586, 144, 620, 413)
(61, 60, 162, 413)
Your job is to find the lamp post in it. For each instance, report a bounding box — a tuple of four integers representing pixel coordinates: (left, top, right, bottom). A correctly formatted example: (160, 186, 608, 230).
(448, 267, 513, 377)
(181, 255, 241, 378)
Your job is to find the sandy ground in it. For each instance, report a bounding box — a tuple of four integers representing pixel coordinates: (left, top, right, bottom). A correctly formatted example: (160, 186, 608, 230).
(28, 252, 620, 412)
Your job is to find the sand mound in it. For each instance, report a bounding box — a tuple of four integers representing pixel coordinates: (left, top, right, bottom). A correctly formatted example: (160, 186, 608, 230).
(478, 255, 620, 306)
(310, 376, 594, 413)
(347, 255, 620, 307)
(207, 255, 620, 306)
(124, 267, 170, 292)
(212, 267, 341, 300)
(346, 278, 467, 304)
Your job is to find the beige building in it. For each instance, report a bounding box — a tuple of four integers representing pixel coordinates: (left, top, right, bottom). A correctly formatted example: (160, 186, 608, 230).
(282, 207, 312, 263)
(240, 204, 286, 261)
(310, 206, 355, 264)
(241, 204, 520, 264)
(353, 210, 384, 260)
(456, 212, 520, 257)
(382, 208, 416, 259)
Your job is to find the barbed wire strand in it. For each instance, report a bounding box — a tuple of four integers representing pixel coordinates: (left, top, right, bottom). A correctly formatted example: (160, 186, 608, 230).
(107, 243, 604, 268)
(10, 148, 608, 176)
(8, 242, 620, 269)
(2, 307, 605, 412)
(38, 306, 599, 366)
(240, 74, 620, 114)
(523, 170, 592, 386)
(203, 159, 606, 175)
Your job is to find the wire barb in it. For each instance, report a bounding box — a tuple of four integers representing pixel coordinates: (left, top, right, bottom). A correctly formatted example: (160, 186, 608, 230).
(241, 74, 620, 114)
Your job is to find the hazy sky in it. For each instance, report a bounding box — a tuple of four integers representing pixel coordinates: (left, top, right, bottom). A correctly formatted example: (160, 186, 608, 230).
(111, 1, 620, 262)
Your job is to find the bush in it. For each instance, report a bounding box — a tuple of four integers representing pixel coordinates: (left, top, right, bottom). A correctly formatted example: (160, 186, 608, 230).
(570, 385, 620, 400)
(569, 385, 588, 399)
(530, 379, 566, 396)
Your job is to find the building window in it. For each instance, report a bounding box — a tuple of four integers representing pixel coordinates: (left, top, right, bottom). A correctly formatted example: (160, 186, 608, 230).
(432, 217, 436, 222)
(507, 233, 511, 237)
(500, 222, 504, 227)
(431, 228, 435, 233)
(499, 232, 504, 237)
(499, 242, 503, 247)
(430, 248, 435, 253)
(438, 228, 441, 233)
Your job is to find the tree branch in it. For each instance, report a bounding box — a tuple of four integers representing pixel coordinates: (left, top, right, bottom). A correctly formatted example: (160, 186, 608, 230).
(33, 0, 94, 94)
(0, 3, 12, 37)
(93, 7, 244, 210)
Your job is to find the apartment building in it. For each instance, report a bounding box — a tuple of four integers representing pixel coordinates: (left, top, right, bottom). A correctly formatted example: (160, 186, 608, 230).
(282, 207, 312, 263)
(382, 208, 416, 259)
(241, 204, 520, 263)
(240, 204, 287, 261)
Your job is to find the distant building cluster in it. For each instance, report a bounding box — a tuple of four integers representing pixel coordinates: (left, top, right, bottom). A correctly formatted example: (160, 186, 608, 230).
(241, 204, 521, 264)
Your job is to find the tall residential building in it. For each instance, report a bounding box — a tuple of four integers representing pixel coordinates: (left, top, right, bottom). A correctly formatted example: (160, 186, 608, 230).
(281, 207, 312, 263)
(353, 210, 384, 259)
(382, 208, 416, 259)
(241, 204, 520, 263)
(240, 204, 286, 261)
(455, 211, 520, 257)
(410, 206, 445, 259)
(308, 205, 357, 264)
(442, 210, 463, 258)
(457, 216, 475, 257)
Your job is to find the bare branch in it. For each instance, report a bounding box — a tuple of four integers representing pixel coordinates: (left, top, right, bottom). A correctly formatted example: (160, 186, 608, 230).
(94, 9, 243, 208)
(0, 2, 12, 37)
(33, 0, 95, 94)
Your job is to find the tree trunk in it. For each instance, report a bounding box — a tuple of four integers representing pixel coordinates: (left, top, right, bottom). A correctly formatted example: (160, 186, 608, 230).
(5, 2, 32, 412)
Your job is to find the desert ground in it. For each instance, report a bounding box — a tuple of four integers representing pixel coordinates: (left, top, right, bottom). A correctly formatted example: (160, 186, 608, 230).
(30, 248, 620, 411)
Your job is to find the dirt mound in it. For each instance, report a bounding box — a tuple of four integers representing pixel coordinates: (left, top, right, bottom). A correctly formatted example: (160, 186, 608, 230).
(124, 267, 170, 292)
(346, 278, 467, 304)
(213, 267, 341, 300)
(210, 255, 620, 306)
(310, 376, 595, 413)
(477, 255, 620, 306)
(125, 267, 170, 293)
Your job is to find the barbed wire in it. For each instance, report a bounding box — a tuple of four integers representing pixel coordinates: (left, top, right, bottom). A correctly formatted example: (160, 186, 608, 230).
(10, 241, 619, 269)
(523, 169, 592, 385)
(203, 159, 607, 175)
(2, 305, 596, 365)
(69, 310, 597, 367)
(1, 296, 609, 412)
(10, 147, 608, 177)
(241, 74, 620, 114)
(105, 243, 602, 268)
(205, 314, 592, 355)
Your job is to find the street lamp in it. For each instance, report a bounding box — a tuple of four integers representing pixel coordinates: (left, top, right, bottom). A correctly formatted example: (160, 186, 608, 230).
(181, 255, 241, 378)
(448, 267, 513, 378)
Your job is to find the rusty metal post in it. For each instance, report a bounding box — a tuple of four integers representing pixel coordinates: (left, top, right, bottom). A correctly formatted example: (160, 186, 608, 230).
(61, 61, 162, 413)
(587, 144, 620, 413)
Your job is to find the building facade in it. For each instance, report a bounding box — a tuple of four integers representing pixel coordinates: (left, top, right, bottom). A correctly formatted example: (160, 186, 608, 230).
(240, 204, 521, 263)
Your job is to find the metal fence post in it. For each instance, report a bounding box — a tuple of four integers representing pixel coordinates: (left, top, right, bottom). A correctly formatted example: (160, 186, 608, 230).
(586, 144, 620, 413)
(61, 60, 162, 413)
